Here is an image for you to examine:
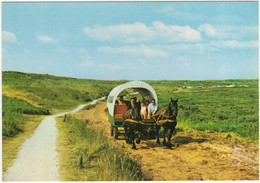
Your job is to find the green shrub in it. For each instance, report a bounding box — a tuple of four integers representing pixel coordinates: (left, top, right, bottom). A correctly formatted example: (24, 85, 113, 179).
(2, 96, 50, 136)
(2, 108, 24, 136)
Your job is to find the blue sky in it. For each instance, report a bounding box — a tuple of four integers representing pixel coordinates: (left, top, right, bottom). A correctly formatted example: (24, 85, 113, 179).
(2, 1, 258, 80)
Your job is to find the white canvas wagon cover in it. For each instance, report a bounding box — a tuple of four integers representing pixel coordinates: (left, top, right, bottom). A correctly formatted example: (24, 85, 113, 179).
(107, 80, 158, 116)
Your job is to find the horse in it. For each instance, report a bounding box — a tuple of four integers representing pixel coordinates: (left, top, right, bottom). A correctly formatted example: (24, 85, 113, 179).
(122, 105, 143, 149)
(153, 98, 178, 148)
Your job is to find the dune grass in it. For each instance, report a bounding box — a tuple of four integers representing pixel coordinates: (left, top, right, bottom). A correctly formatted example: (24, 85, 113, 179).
(56, 115, 144, 181)
(155, 87, 259, 140)
(2, 96, 50, 136)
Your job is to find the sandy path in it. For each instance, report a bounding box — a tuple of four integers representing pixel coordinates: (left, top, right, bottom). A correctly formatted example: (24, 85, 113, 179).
(76, 102, 259, 181)
(3, 98, 104, 181)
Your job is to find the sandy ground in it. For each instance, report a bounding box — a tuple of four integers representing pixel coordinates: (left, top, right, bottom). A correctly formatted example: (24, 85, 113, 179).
(76, 101, 259, 181)
(3, 98, 104, 181)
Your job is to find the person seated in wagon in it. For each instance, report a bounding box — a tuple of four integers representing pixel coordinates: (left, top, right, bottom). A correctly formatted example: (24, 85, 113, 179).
(148, 99, 158, 119)
(118, 96, 126, 105)
(140, 102, 147, 119)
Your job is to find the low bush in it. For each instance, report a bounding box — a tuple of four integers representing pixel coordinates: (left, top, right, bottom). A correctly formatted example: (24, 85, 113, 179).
(2, 96, 50, 136)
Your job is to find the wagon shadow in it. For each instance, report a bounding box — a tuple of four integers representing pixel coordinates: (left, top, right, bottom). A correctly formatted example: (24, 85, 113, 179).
(142, 136, 207, 150)
(172, 136, 207, 146)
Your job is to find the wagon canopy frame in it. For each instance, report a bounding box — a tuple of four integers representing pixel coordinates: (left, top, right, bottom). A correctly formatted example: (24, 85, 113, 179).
(107, 80, 158, 117)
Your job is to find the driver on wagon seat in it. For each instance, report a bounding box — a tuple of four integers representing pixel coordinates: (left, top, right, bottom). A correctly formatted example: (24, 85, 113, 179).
(148, 99, 157, 119)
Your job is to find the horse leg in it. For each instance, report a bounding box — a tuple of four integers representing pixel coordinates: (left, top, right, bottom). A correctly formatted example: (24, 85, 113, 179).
(167, 124, 176, 148)
(163, 126, 167, 146)
(156, 125, 160, 144)
(124, 123, 130, 144)
(136, 124, 142, 144)
(130, 125, 136, 149)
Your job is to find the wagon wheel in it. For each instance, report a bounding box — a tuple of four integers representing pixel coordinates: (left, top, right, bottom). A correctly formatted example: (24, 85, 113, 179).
(111, 124, 114, 136)
(114, 127, 119, 139)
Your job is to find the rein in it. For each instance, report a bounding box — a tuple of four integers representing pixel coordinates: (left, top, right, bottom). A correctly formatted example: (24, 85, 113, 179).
(124, 119, 145, 125)
(153, 109, 176, 125)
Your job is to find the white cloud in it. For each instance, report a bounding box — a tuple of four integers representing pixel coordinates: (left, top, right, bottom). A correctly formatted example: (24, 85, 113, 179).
(156, 6, 241, 23)
(83, 21, 201, 43)
(98, 44, 168, 58)
(198, 24, 217, 37)
(198, 24, 258, 39)
(37, 34, 59, 44)
(209, 40, 258, 48)
(155, 7, 203, 21)
(54, 46, 69, 53)
(2, 31, 17, 42)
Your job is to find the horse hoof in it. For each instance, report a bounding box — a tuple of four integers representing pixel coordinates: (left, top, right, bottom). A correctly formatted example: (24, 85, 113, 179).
(167, 143, 173, 148)
(136, 139, 141, 144)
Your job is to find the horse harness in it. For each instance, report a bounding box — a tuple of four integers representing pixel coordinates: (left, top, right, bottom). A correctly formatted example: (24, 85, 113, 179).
(124, 109, 145, 125)
(124, 118, 145, 125)
(153, 109, 176, 125)
(124, 109, 176, 125)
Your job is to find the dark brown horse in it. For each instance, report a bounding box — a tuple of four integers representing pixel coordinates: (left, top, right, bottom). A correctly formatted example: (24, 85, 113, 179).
(153, 98, 178, 148)
(122, 106, 143, 149)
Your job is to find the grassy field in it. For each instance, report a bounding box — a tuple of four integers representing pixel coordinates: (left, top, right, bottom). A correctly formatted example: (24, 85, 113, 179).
(56, 114, 144, 181)
(2, 71, 125, 137)
(3, 71, 126, 113)
(147, 82, 259, 140)
(2, 71, 258, 140)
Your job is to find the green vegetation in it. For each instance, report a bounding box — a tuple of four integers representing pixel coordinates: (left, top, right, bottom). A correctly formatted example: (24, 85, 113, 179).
(146, 79, 258, 89)
(2, 71, 258, 140)
(2, 96, 49, 136)
(2, 71, 125, 137)
(56, 115, 144, 181)
(3, 71, 126, 113)
(150, 85, 259, 140)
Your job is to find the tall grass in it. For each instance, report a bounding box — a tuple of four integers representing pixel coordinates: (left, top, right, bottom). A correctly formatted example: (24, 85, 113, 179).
(2, 96, 50, 136)
(156, 87, 259, 140)
(57, 115, 144, 181)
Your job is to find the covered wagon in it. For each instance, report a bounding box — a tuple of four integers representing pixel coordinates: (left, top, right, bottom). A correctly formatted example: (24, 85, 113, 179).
(107, 80, 158, 139)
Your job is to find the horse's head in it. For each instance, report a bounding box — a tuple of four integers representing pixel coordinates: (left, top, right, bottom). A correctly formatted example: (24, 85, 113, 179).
(168, 98, 178, 118)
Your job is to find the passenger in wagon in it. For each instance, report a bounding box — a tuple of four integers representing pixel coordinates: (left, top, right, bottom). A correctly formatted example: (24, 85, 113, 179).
(133, 97, 141, 111)
(148, 99, 157, 119)
(144, 100, 149, 118)
(127, 97, 136, 110)
(118, 96, 126, 105)
(140, 102, 147, 119)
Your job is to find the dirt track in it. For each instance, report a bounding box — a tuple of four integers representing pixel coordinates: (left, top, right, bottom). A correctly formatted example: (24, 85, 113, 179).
(76, 102, 259, 181)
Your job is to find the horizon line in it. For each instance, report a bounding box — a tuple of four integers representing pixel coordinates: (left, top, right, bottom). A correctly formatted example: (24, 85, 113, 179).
(2, 70, 259, 81)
